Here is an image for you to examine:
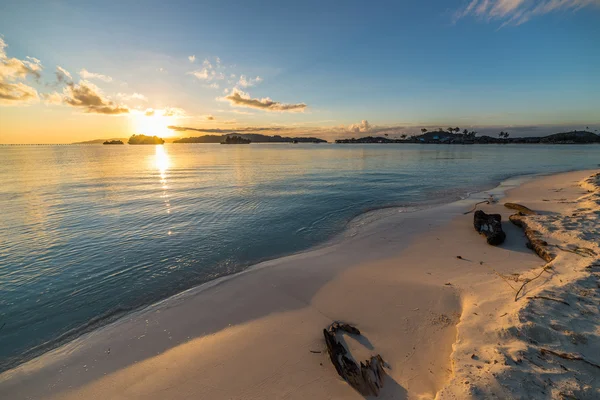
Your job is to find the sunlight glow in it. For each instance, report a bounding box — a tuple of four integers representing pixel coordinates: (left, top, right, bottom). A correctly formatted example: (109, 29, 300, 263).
(134, 112, 177, 138)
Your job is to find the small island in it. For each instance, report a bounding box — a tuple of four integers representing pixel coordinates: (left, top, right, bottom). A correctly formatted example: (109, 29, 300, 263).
(221, 135, 251, 144)
(128, 134, 165, 145)
(103, 140, 124, 145)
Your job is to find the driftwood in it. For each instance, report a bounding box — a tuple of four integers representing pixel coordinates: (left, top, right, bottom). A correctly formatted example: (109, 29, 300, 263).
(323, 322, 386, 396)
(473, 210, 506, 245)
(540, 348, 600, 370)
(504, 202, 537, 215)
(526, 295, 570, 306)
(514, 265, 552, 301)
(509, 214, 555, 262)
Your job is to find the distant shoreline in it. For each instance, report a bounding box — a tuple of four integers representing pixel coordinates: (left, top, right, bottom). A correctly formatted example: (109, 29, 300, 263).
(335, 130, 600, 145)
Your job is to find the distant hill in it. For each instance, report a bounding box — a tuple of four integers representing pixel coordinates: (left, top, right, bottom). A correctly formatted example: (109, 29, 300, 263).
(174, 135, 223, 143)
(173, 133, 327, 144)
(540, 131, 600, 144)
(72, 138, 127, 144)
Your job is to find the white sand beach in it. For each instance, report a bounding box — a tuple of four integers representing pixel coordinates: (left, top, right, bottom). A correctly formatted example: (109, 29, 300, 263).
(1, 169, 599, 400)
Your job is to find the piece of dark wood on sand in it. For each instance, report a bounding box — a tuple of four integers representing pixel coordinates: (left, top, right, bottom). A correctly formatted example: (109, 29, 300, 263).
(473, 210, 506, 245)
(323, 322, 386, 397)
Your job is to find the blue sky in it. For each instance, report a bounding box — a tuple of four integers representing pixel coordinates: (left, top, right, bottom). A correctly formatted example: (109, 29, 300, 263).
(1, 0, 599, 143)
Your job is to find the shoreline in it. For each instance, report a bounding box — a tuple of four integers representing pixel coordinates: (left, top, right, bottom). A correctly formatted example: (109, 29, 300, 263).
(1, 168, 599, 399)
(0, 169, 540, 374)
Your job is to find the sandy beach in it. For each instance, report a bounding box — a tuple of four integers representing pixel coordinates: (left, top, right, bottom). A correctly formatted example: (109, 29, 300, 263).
(1, 169, 599, 400)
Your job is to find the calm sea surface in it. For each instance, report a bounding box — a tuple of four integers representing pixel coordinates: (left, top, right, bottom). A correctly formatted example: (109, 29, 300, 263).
(0, 143, 598, 371)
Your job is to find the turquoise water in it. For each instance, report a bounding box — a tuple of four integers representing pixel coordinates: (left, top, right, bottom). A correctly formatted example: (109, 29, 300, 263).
(0, 143, 598, 371)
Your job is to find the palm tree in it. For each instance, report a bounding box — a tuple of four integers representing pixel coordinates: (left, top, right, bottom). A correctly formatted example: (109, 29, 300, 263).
(454, 127, 460, 134)
(400, 134, 407, 139)
(447, 127, 454, 134)
(421, 128, 428, 135)
(463, 129, 468, 135)
(438, 128, 444, 133)
(470, 131, 477, 138)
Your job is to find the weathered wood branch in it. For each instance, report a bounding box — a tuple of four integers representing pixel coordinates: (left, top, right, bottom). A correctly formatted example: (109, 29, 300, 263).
(509, 214, 555, 262)
(323, 322, 386, 396)
(514, 265, 552, 301)
(526, 295, 570, 306)
(540, 348, 600, 370)
(504, 202, 537, 215)
(463, 200, 491, 215)
(474, 210, 506, 245)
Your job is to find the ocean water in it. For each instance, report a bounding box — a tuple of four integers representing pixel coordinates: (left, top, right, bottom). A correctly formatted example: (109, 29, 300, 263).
(0, 143, 598, 371)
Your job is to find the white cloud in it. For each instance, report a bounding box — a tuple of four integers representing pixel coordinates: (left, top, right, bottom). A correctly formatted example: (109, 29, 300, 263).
(207, 82, 219, 89)
(117, 92, 148, 102)
(188, 56, 227, 82)
(41, 79, 127, 114)
(60, 80, 128, 114)
(347, 120, 371, 133)
(0, 37, 42, 105)
(162, 107, 186, 117)
(188, 55, 196, 63)
(191, 68, 209, 79)
(455, 0, 600, 25)
(222, 88, 306, 112)
(80, 68, 112, 82)
(237, 75, 263, 88)
(56, 66, 72, 83)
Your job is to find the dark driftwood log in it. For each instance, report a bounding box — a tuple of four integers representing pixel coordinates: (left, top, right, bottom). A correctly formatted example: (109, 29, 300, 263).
(473, 210, 506, 245)
(323, 322, 386, 396)
(504, 202, 537, 215)
(509, 214, 555, 262)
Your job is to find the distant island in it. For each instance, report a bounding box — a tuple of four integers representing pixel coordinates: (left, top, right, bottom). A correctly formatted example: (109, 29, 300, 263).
(128, 134, 165, 145)
(103, 140, 124, 145)
(221, 135, 251, 144)
(336, 130, 600, 145)
(72, 138, 127, 145)
(173, 133, 327, 144)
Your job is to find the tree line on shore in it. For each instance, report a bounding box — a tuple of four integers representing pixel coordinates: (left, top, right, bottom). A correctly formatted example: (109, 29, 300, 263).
(336, 128, 600, 144)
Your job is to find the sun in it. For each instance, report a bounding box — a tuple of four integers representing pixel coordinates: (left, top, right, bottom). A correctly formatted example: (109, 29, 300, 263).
(133, 111, 177, 138)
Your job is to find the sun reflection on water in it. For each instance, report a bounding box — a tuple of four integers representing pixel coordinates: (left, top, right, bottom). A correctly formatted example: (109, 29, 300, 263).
(154, 145, 172, 215)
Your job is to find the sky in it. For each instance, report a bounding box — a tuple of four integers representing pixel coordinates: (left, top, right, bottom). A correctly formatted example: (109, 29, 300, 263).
(0, 0, 599, 144)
